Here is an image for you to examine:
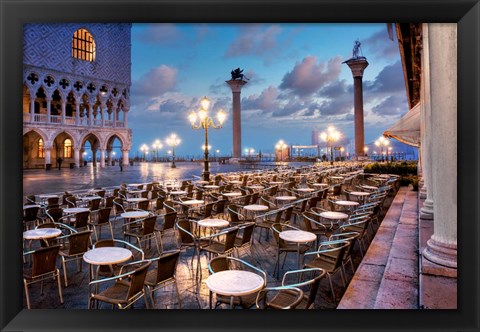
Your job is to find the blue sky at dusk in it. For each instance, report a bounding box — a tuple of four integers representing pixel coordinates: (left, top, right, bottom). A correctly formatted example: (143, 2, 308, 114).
(128, 23, 408, 158)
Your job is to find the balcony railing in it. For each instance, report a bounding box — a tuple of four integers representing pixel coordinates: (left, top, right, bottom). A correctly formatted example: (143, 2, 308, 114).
(23, 113, 126, 129)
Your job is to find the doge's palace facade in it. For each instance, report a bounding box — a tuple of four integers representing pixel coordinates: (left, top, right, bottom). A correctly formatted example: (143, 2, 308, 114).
(23, 23, 132, 169)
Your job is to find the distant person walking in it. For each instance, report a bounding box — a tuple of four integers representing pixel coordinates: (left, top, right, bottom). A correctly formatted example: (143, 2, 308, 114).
(57, 157, 63, 170)
(119, 163, 123, 172)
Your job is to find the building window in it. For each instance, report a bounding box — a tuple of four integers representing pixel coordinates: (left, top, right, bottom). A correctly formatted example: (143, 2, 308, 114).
(72, 28, 96, 62)
(64, 139, 73, 158)
(38, 139, 45, 158)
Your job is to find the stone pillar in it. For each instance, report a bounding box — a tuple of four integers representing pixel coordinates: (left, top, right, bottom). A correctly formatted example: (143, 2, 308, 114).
(92, 148, 97, 167)
(344, 58, 369, 159)
(107, 150, 112, 166)
(75, 103, 80, 125)
(113, 107, 117, 128)
(226, 79, 248, 159)
(30, 97, 35, 122)
(46, 97, 52, 123)
(419, 24, 434, 220)
(123, 109, 128, 127)
(61, 100, 66, 124)
(422, 23, 457, 276)
(100, 149, 105, 168)
(73, 147, 80, 168)
(122, 149, 129, 166)
(44, 142, 52, 167)
(87, 107, 92, 126)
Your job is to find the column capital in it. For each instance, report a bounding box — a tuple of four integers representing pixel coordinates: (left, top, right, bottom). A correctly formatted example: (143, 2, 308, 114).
(225, 79, 248, 93)
(344, 58, 369, 78)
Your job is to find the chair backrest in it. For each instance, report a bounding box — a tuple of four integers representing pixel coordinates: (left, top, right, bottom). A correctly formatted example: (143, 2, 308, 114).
(67, 230, 92, 255)
(89, 198, 102, 211)
(94, 239, 114, 247)
(203, 202, 214, 218)
(208, 255, 229, 273)
(163, 200, 176, 214)
(176, 219, 194, 245)
(47, 197, 60, 208)
(96, 207, 112, 225)
(250, 192, 259, 204)
(24, 206, 40, 222)
(281, 268, 326, 309)
(152, 250, 180, 283)
(31, 245, 61, 277)
(25, 195, 37, 204)
(141, 215, 157, 236)
(282, 206, 294, 223)
(113, 198, 126, 214)
(227, 205, 242, 223)
(65, 196, 77, 208)
(307, 196, 319, 209)
(237, 222, 255, 246)
(112, 188, 120, 197)
(155, 197, 165, 211)
(47, 207, 64, 223)
(213, 199, 227, 215)
(256, 287, 304, 309)
(140, 191, 149, 199)
(195, 189, 204, 200)
(96, 190, 106, 198)
(137, 200, 149, 211)
(331, 231, 360, 264)
(126, 261, 152, 300)
(223, 227, 239, 253)
(74, 210, 91, 229)
(163, 212, 177, 231)
(104, 196, 115, 209)
(302, 211, 318, 232)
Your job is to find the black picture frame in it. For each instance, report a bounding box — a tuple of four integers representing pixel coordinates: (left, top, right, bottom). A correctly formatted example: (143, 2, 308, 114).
(1, 0, 479, 331)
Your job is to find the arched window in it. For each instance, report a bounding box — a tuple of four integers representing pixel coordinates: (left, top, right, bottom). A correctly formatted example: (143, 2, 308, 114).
(72, 28, 96, 62)
(38, 139, 45, 158)
(64, 139, 73, 158)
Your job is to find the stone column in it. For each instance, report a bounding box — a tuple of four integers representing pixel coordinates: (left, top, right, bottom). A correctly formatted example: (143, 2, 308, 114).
(422, 23, 457, 276)
(92, 148, 97, 167)
(61, 100, 66, 124)
(100, 149, 106, 168)
(30, 97, 35, 122)
(73, 147, 80, 168)
(419, 24, 434, 220)
(46, 96, 52, 123)
(122, 149, 129, 166)
(44, 142, 52, 168)
(107, 150, 112, 166)
(123, 109, 128, 127)
(344, 58, 369, 159)
(113, 107, 117, 127)
(226, 79, 248, 159)
(75, 103, 80, 125)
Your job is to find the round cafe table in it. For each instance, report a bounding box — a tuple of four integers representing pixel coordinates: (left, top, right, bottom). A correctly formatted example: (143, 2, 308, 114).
(63, 207, 90, 214)
(182, 199, 204, 206)
(206, 270, 265, 309)
(23, 204, 41, 210)
(279, 230, 316, 269)
(311, 183, 329, 188)
(275, 196, 297, 206)
(197, 218, 229, 228)
(23, 228, 62, 240)
(349, 191, 371, 204)
(243, 204, 269, 220)
(83, 247, 133, 281)
(333, 200, 359, 213)
(318, 211, 349, 232)
(121, 211, 150, 219)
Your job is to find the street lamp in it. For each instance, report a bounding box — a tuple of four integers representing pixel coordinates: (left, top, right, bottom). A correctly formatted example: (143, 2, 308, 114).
(275, 140, 288, 161)
(374, 136, 390, 162)
(320, 126, 341, 165)
(340, 147, 344, 160)
(140, 144, 149, 162)
(152, 139, 163, 162)
(189, 96, 227, 181)
(165, 133, 181, 168)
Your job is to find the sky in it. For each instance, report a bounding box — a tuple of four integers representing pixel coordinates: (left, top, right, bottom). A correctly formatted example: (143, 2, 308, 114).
(128, 23, 410, 159)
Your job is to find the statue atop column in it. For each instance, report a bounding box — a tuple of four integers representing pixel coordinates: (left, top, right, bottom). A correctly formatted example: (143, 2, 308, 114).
(230, 68, 249, 81)
(350, 39, 366, 60)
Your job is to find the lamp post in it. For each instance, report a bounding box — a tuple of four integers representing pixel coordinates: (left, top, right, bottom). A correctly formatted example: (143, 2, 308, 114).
(165, 133, 181, 168)
(340, 147, 344, 160)
(275, 140, 287, 162)
(189, 96, 227, 181)
(320, 126, 341, 165)
(374, 136, 390, 162)
(140, 144, 149, 162)
(152, 139, 163, 162)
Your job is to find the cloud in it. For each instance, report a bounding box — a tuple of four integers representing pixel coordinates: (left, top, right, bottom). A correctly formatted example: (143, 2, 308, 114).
(131, 65, 178, 101)
(136, 24, 182, 45)
(242, 86, 280, 112)
(279, 56, 342, 97)
(225, 25, 282, 58)
(365, 60, 405, 94)
(362, 29, 399, 59)
(371, 94, 408, 116)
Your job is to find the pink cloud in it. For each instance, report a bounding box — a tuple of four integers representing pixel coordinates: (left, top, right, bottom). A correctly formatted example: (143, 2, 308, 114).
(131, 65, 177, 98)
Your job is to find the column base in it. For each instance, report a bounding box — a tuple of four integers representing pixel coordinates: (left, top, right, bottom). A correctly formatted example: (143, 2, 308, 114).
(419, 199, 434, 220)
(422, 236, 457, 277)
(419, 183, 427, 199)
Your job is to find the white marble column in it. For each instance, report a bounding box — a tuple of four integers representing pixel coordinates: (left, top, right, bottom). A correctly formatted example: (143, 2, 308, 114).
(30, 97, 35, 122)
(75, 103, 80, 125)
(422, 23, 457, 275)
(46, 97, 52, 123)
(74, 147, 80, 168)
(44, 142, 52, 167)
(122, 149, 129, 166)
(61, 100, 66, 124)
(123, 110, 128, 127)
(107, 150, 112, 166)
(419, 23, 434, 220)
(100, 149, 106, 168)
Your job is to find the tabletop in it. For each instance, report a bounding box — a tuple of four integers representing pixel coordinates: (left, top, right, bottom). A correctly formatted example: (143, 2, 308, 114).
(361, 185, 379, 190)
(170, 190, 187, 195)
(38, 194, 58, 199)
(197, 218, 229, 228)
(248, 185, 264, 190)
(269, 181, 284, 185)
(296, 188, 315, 192)
(334, 200, 360, 206)
(228, 180, 242, 184)
(243, 204, 269, 212)
(195, 180, 210, 185)
(280, 230, 316, 243)
(319, 211, 349, 219)
(350, 191, 371, 196)
(126, 198, 148, 203)
(311, 183, 329, 187)
(23, 228, 62, 240)
(204, 185, 220, 189)
(206, 270, 264, 297)
(275, 196, 297, 201)
(79, 196, 101, 201)
(182, 200, 205, 206)
(64, 207, 90, 214)
(23, 204, 41, 210)
(83, 247, 132, 265)
(222, 192, 242, 197)
(121, 211, 150, 219)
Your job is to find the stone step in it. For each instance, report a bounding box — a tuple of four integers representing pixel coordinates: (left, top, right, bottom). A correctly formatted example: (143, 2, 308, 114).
(338, 187, 418, 309)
